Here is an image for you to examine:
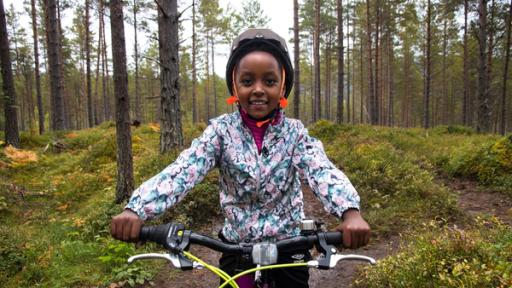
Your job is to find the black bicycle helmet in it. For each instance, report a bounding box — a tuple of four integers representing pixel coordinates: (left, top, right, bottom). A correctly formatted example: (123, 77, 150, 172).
(226, 28, 294, 99)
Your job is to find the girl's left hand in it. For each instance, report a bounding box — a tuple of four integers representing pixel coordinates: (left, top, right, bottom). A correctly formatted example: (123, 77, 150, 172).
(336, 209, 371, 249)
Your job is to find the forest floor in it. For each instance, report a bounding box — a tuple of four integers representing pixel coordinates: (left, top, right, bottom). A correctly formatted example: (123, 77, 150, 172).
(137, 178, 512, 288)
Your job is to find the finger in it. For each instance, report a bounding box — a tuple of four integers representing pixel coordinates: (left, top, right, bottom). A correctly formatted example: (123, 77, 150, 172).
(364, 230, 370, 246)
(352, 231, 359, 249)
(111, 218, 117, 238)
(130, 220, 140, 242)
(343, 227, 352, 248)
(122, 220, 132, 241)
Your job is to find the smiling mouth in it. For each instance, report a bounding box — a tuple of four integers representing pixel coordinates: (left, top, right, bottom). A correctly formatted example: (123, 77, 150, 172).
(249, 100, 268, 105)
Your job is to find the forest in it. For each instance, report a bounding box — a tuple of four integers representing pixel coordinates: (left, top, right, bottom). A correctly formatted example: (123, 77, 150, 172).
(0, 0, 511, 287)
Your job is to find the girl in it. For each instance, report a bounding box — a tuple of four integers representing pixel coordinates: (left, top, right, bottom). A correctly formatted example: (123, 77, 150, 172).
(111, 28, 370, 288)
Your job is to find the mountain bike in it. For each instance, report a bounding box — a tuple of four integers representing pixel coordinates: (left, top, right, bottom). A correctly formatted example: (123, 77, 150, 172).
(128, 220, 376, 288)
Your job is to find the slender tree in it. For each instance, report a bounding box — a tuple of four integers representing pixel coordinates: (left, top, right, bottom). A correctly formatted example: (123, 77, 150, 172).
(313, 0, 321, 121)
(85, 0, 93, 127)
(337, 0, 344, 124)
(191, 0, 198, 123)
(294, 0, 300, 119)
(477, 0, 490, 132)
(0, 0, 20, 147)
(30, 0, 44, 134)
(157, 0, 183, 152)
(423, 0, 432, 129)
(44, 0, 65, 130)
(110, 0, 134, 203)
(132, 0, 142, 122)
(366, 0, 375, 124)
(501, 0, 512, 135)
(463, 0, 469, 125)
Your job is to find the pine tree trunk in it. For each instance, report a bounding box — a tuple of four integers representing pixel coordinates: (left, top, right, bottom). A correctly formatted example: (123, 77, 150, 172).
(477, 0, 490, 132)
(158, 0, 183, 153)
(85, 0, 93, 127)
(423, 0, 432, 129)
(337, 0, 344, 124)
(500, 0, 512, 135)
(211, 37, 217, 117)
(0, 0, 20, 147)
(205, 31, 210, 121)
(314, 0, 321, 121)
(293, 0, 300, 119)
(44, 0, 65, 130)
(31, 0, 44, 134)
(110, 0, 134, 203)
(94, 0, 102, 123)
(375, 0, 381, 125)
(133, 0, 142, 122)
(387, 27, 394, 127)
(346, 3, 351, 124)
(442, 18, 448, 125)
(463, 0, 469, 126)
(366, 0, 375, 124)
(325, 35, 331, 120)
(100, 0, 110, 121)
(192, 0, 198, 123)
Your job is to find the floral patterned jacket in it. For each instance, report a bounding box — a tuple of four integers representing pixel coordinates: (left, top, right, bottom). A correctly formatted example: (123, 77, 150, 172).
(126, 111, 360, 243)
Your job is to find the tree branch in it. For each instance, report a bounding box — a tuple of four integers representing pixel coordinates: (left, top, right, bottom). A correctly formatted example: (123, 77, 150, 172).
(154, 0, 168, 18)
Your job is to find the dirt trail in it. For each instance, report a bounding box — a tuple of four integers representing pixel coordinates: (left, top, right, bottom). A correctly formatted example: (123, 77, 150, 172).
(137, 180, 512, 288)
(447, 178, 512, 226)
(137, 188, 399, 288)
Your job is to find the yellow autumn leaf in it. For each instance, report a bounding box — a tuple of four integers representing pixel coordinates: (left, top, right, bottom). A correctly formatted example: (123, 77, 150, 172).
(65, 132, 79, 139)
(4, 145, 38, 166)
(57, 203, 69, 211)
(148, 122, 160, 132)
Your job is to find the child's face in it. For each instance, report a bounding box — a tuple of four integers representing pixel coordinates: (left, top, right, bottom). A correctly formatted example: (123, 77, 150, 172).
(235, 51, 282, 120)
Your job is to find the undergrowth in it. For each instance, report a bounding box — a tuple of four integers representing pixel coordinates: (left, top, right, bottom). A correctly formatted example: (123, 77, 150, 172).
(1, 120, 509, 287)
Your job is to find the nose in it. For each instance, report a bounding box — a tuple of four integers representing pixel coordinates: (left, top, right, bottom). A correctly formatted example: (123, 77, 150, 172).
(252, 80, 265, 96)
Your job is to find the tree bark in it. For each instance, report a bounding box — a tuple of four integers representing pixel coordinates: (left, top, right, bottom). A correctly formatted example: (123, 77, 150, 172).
(337, 0, 344, 124)
(110, 0, 134, 203)
(31, 0, 44, 134)
(0, 0, 20, 147)
(293, 0, 300, 119)
(44, 0, 65, 130)
(501, 0, 512, 135)
(366, 0, 375, 124)
(192, 0, 198, 123)
(314, 0, 321, 121)
(375, 0, 381, 125)
(477, 0, 491, 132)
(133, 0, 142, 122)
(423, 0, 432, 129)
(158, 0, 183, 153)
(85, 0, 93, 127)
(463, 0, 469, 126)
(346, 3, 351, 124)
(211, 37, 217, 117)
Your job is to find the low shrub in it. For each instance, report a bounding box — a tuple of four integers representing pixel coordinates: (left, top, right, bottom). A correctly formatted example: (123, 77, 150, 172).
(449, 135, 512, 190)
(355, 218, 512, 287)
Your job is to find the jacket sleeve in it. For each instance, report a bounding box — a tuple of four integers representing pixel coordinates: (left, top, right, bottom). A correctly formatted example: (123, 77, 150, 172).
(125, 124, 220, 220)
(292, 125, 360, 219)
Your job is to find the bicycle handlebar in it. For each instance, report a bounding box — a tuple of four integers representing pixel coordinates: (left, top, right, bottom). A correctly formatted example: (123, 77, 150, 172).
(139, 223, 343, 253)
(134, 222, 375, 270)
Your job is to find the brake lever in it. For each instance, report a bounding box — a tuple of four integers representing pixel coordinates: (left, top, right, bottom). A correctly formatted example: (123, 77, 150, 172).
(308, 254, 376, 269)
(128, 253, 203, 269)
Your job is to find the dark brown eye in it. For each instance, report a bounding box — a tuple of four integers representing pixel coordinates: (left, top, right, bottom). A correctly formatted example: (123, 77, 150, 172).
(240, 79, 252, 86)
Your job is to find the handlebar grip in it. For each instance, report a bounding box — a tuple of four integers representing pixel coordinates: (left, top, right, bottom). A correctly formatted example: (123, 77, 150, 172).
(324, 232, 343, 246)
(139, 224, 171, 246)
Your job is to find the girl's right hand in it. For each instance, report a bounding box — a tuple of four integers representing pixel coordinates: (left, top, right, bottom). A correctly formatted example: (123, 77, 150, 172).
(110, 209, 144, 242)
